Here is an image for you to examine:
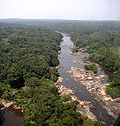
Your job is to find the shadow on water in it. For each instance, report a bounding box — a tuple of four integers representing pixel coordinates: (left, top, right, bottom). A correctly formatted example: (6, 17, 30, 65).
(58, 32, 115, 125)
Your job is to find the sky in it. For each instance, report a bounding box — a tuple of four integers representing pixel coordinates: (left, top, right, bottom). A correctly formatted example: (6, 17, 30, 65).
(0, 0, 120, 20)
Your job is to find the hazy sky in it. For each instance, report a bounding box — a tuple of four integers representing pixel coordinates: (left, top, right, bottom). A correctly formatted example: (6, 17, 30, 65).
(0, 0, 120, 20)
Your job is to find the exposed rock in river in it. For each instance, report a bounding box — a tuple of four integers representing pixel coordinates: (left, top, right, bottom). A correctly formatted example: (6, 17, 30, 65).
(58, 33, 116, 124)
(68, 66, 120, 119)
(56, 77, 97, 121)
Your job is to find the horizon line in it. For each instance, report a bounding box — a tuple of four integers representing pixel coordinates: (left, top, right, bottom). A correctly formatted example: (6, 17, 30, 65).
(0, 18, 120, 21)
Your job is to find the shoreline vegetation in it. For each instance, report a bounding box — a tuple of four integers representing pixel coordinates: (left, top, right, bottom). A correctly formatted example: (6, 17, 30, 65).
(84, 63, 97, 74)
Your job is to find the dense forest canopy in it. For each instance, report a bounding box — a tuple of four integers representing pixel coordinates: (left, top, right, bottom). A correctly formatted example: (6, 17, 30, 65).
(0, 19, 120, 125)
(0, 24, 62, 86)
(0, 21, 100, 126)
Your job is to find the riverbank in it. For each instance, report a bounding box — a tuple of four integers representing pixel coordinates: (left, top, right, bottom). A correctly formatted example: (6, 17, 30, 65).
(69, 51, 120, 119)
(56, 77, 97, 121)
(0, 99, 23, 116)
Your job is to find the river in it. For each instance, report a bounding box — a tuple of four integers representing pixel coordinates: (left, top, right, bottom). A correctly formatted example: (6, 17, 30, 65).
(58, 33, 114, 125)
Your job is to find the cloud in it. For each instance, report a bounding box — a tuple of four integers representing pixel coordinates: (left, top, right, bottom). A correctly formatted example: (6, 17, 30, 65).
(0, 0, 120, 20)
